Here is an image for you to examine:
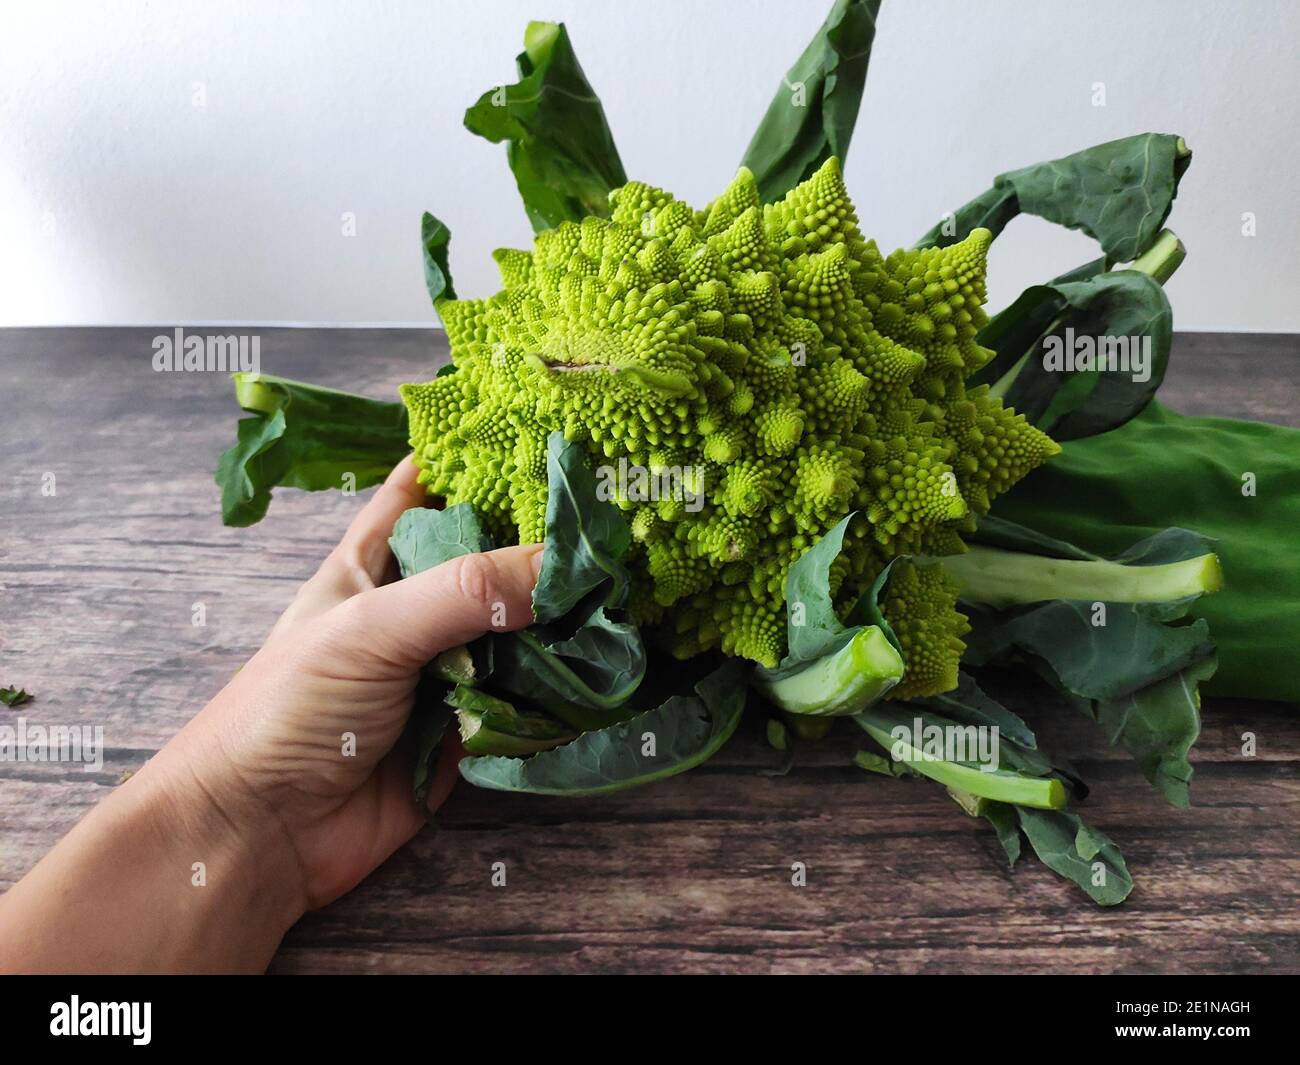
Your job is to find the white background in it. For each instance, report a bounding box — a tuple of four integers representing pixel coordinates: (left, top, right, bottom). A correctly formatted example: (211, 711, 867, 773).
(1, 0, 1296, 330)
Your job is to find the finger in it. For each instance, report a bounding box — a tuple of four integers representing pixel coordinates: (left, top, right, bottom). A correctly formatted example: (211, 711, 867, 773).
(273, 457, 429, 635)
(325, 456, 429, 589)
(321, 543, 545, 672)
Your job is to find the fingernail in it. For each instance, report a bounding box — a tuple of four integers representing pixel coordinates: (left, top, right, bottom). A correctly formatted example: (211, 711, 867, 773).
(530, 547, 545, 579)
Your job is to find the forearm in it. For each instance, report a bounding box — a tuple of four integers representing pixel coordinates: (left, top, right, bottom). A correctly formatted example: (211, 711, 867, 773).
(0, 741, 305, 974)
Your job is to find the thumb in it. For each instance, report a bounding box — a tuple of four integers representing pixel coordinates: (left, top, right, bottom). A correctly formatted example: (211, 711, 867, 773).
(321, 544, 544, 671)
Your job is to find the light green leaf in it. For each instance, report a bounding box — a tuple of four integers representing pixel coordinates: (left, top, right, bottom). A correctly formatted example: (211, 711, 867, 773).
(388, 504, 490, 578)
(215, 374, 410, 526)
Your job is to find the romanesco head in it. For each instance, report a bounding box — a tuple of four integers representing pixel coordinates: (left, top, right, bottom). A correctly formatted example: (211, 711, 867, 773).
(402, 158, 1058, 695)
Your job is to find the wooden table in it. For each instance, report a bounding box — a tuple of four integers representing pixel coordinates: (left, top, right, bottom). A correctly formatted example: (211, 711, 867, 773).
(2, 327, 1298, 974)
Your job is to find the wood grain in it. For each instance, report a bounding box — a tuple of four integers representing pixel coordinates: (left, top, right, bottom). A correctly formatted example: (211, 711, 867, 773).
(1, 327, 1297, 974)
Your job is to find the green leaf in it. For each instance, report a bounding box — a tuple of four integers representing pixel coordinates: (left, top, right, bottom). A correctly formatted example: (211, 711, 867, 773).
(777, 513, 856, 664)
(532, 431, 631, 622)
(0, 686, 33, 707)
(753, 516, 905, 716)
(854, 707, 1128, 904)
(419, 432, 646, 732)
(388, 504, 490, 578)
(977, 269, 1173, 441)
(215, 374, 409, 526)
(916, 133, 1190, 262)
(499, 431, 644, 722)
(488, 615, 645, 730)
(993, 400, 1300, 704)
(458, 659, 749, 795)
(980, 801, 1022, 866)
(960, 523, 1218, 805)
(464, 21, 626, 232)
(740, 0, 880, 202)
(421, 211, 457, 306)
(965, 598, 1212, 702)
(843, 557, 903, 652)
(970, 515, 1098, 561)
(1090, 656, 1216, 809)
(1014, 808, 1133, 906)
(409, 680, 454, 812)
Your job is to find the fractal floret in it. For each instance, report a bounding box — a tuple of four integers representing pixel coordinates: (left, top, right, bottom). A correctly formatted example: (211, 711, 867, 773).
(401, 158, 1058, 698)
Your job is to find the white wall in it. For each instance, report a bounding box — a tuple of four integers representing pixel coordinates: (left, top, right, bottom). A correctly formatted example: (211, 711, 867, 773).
(1, 0, 1296, 331)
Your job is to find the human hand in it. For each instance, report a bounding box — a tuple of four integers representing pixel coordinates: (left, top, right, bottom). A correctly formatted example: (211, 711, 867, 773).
(159, 456, 544, 910)
(0, 457, 542, 973)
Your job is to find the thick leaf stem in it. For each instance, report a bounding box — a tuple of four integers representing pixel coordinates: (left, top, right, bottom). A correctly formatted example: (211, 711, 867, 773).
(941, 545, 1223, 609)
(1129, 228, 1186, 285)
(854, 716, 1066, 809)
(754, 626, 904, 717)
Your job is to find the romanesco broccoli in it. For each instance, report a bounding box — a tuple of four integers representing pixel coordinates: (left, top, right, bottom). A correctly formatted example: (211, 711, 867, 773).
(401, 158, 1058, 697)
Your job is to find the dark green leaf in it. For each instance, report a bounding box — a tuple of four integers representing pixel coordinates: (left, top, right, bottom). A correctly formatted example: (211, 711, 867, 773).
(740, 0, 881, 202)
(215, 374, 409, 526)
(1014, 807, 1133, 906)
(1090, 656, 1216, 808)
(488, 614, 645, 730)
(421, 211, 457, 306)
(916, 133, 1190, 262)
(388, 504, 490, 578)
(992, 400, 1300, 704)
(980, 801, 1022, 866)
(844, 557, 903, 653)
(532, 431, 631, 622)
(464, 21, 626, 232)
(777, 513, 855, 665)
(964, 598, 1212, 703)
(0, 686, 33, 707)
(971, 515, 1099, 561)
(961, 522, 1218, 804)
(458, 659, 749, 795)
(383, 433, 649, 732)
(978, 269, 1173, 441)
(409, 679, 454, 812)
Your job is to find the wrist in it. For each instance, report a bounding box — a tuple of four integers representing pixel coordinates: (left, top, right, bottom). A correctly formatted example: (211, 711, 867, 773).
(0, 745, 307, 974)
(129, 738, 309, 967)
